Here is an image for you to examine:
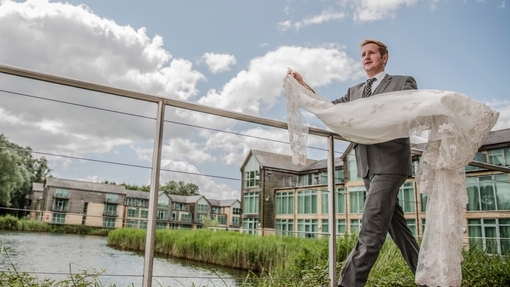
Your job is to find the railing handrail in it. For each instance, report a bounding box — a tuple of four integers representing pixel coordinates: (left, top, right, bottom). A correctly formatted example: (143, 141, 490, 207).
(0, 63, 344, 140)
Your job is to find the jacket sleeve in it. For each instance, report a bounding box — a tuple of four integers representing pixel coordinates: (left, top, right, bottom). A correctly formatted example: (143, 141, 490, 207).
(332, 87, 351, 104)
(402, 76, 418, 90)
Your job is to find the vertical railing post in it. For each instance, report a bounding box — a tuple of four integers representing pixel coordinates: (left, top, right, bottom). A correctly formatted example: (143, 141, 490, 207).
(142, 100, 166, 287)
(327, 135, 337, 287)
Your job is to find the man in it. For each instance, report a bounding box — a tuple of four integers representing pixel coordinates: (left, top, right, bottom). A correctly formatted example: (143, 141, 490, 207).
(290, 39, 420, 287)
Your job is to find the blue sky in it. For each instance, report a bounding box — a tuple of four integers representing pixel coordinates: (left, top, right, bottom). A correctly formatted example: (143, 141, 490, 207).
(0, 0, 508, 199)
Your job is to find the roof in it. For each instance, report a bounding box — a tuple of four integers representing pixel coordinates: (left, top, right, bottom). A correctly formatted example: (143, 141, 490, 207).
(123, 189, 149, 199)
(412, 128, 510, 152)
(208, 198, 239, 207)
(302, 157, 343, 171)
(481, 128, 510, 147)
(248, 149, 317, 172)
(45, 177, 126, 194)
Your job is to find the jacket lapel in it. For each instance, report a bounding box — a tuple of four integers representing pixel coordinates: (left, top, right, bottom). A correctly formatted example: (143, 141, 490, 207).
(373, 74, 392, 95)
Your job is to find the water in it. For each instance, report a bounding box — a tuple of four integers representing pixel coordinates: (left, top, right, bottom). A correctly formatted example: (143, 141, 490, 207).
(0, 231, 249, 286)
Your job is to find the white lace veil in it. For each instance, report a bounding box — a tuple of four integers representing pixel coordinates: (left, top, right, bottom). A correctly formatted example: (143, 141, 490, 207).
(283, 74, 499, 287)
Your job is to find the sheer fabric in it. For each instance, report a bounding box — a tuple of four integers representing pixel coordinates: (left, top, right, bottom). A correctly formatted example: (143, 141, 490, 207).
(283, 74, 499, 287)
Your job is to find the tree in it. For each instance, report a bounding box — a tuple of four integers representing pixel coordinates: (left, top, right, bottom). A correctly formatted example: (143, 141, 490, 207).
(0, 134, 51, 213)
(160, 180, 199, 196)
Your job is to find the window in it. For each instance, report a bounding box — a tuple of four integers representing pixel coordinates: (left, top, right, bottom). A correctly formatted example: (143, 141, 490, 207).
(335, 169, 344, 183)
(320, 188, 346, 214)
(139, 220, 148, 230)
(466, 152, 488, 171)
(197, 204, 208, 213)
(126, 219, 138, 228)
(140, 209, 149, 219)
(322, 219, 329, 234)
(337, 219, 346, 235)
(172, 202, 187, 211)
(127, 207, 139, 218)
(157, 197, 169, 208)
(336, 188, 346, 214)
(242, 218, 258, 235)
(488, 148, 510, 166)
(406, 219, 417, 236)
(350, 219, 362, 233)
(243, 192, 259, 214)
(125, 198, 148, 207)
(105, 193, 119, 203)
(243, 156, 260, 188)
(54, 188, 70, 198)
(104, 203, 117, 216)
(172, 211, 178, 221)
(467, 175, 510, 211)
(276, 219, 294, 236)
(398, 182, 415, 213)
(233, 207, 241, 215)
(211, 207, 221, 214)
(217, 215, 227, 225)
(321, 190, 329, 214)
(349, 186, 366, 214)
(232, 217, 240, 227)
(321, 219, 346, 236)
(297, 190, 317, 214)
(156, 222, 167, 230)
(103, 218, 115, 228)
(468, 218, 510, 255)
(181, 213, 191, 222)
(157, 209, 168, 220)
(275, 192, 294, 214)
(347, 151, 361, 181)
(52, 213, 65, 224)
(53, 199, 68, 212)
(421, 194, 428, 213)
(297, 219, 318, 238)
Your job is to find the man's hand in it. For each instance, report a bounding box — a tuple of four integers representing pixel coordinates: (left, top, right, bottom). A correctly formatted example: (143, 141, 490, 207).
(287, 68, 304, 84)
(287, 68, 315, 94)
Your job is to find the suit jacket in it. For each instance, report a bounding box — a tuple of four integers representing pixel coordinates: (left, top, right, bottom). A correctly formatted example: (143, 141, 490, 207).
(332, 74, 417, 178)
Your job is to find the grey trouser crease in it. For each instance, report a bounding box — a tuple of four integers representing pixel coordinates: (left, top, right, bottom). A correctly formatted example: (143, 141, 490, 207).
(338, 173, 420, 287)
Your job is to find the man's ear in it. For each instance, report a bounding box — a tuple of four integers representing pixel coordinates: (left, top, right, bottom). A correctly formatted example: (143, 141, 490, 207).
(383, 54, 388, 66)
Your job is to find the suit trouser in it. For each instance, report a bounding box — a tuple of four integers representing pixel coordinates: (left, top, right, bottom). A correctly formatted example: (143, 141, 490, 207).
(338, 173, 420, 287)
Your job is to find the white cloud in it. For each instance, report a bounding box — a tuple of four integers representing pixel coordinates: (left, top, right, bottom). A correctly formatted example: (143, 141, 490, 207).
(347, 0, 418, 22)
(197, 45, 363, 115)
(200, 53, 236, 74)
(277, 9, 346, 31)
(489, 101, 510, 131)
(500, 1, 506, 8)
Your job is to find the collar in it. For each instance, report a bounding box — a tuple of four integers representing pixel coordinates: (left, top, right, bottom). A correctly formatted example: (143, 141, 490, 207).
(369, 71, 386, 82)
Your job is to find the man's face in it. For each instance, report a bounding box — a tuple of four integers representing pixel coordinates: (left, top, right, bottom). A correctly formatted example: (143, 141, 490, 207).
(361, 43, 387, 77)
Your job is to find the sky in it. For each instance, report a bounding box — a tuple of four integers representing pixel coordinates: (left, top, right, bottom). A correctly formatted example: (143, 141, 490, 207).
(0, 0, 509, 200)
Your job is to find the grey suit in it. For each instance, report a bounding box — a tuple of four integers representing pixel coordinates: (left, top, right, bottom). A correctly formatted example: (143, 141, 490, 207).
(333, 74, 420, 287)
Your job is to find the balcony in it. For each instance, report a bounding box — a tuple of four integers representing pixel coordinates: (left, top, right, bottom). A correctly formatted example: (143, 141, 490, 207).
(172, 205, 190, 212)
(52, 206, 68, 212)
(105, 197, 119, 204)
(54, 193, 70, 199)
(103, 210, 118, 217)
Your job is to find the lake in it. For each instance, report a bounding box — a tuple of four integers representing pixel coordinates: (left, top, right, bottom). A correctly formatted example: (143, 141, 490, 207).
(0, 231, 249, 286)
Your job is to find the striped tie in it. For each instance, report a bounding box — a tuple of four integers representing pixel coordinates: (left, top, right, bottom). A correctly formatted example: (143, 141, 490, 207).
(362, 78, 377, 98)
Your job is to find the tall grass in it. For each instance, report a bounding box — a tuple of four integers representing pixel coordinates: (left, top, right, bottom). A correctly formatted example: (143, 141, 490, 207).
(109, 228, 510, 287)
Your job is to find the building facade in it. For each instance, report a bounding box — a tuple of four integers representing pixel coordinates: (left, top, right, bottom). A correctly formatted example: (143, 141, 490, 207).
(28, 177, 241, 231)
(239, 128, 510, 255)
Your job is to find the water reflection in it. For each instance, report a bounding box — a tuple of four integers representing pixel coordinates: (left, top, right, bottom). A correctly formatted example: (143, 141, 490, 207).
(0, 231, 248, 286)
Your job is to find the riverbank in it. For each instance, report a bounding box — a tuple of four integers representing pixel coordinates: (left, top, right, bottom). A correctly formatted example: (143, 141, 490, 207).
(0, 214, 110, 235)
